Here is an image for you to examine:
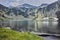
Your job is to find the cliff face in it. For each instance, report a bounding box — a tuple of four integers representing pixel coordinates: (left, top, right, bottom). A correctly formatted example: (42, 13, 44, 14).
(0, 4, 9, 20)
(39, 1, 60, 18)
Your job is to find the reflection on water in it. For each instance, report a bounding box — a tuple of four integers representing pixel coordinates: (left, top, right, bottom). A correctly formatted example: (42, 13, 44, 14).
(0, 20, 60, 34)
(56, 22, 60, 34)
(0, 20, 60, 40)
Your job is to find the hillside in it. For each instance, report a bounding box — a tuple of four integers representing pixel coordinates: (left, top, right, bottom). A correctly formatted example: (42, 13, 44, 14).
(0, 28, 43, 40)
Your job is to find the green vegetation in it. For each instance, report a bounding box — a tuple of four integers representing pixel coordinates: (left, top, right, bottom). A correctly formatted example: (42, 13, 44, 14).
(0, 28, 43, 40)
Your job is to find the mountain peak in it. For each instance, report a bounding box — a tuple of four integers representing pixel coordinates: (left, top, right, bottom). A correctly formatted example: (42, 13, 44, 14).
(0, 4, 8, 10)
(18, 3, 37, 8)
(40, 3, 48, 8)
(22, 3, 33, 6)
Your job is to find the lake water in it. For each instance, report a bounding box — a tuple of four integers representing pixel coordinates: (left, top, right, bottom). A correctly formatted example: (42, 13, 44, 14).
(0, 20, 60, 40)
(0, 20, 60, 33)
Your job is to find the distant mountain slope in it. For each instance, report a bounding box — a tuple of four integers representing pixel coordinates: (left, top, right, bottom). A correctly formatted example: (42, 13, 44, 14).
(0, 1, 59, 19)
(19, 4, 37, 8)
(0, 4, 9, 11)
(0, 4, 10, 20)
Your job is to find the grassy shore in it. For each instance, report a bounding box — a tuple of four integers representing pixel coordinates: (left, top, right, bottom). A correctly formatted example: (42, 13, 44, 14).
(0, 28, 43, 40)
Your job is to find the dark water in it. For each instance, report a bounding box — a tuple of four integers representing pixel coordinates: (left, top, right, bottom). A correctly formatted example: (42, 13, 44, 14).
(42, 36, 60, 40)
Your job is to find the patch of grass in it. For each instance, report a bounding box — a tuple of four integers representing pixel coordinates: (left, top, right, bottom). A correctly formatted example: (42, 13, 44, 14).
(0, 28, 43, 40)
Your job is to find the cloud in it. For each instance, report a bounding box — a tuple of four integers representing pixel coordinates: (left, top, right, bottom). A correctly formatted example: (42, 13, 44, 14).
(15, 0, 20, 1)
(0, 0, 57, 7)
(10, 2, 19, 7)
(9, 0, 21, 7)
(0, 0, 5, 2)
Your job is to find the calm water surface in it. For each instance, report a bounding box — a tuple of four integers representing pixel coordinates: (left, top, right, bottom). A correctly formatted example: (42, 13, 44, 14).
(0, 20, 60, 40)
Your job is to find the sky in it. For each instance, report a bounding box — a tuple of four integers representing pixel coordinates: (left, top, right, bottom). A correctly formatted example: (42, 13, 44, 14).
(0, 0, 58, 7)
